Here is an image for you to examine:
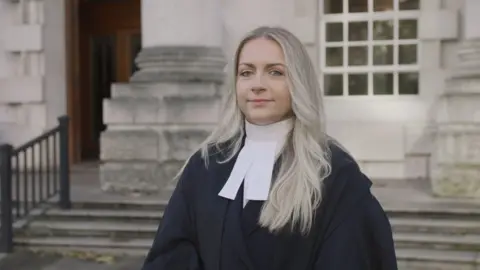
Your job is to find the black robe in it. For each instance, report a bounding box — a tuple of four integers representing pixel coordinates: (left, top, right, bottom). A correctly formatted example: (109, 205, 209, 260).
(141, 142, 398, 270)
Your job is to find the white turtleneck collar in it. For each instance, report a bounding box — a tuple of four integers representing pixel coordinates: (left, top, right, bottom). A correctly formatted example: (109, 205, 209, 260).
(218, 118, 294, 206)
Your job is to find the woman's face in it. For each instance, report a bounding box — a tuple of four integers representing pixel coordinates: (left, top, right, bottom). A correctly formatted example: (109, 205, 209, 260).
(236, 38, 292, 125)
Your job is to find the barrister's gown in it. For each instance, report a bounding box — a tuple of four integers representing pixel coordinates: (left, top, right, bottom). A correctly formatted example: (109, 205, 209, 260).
(141, 141, 398, 270)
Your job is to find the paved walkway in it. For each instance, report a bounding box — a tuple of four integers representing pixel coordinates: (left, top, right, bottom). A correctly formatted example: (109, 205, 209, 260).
(0, 250, 145, 270)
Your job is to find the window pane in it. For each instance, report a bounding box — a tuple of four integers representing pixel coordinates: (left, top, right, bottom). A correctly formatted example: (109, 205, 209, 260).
(348, 74, 368, 95)
(399, 72, 419, 94)
(326, 23, 343, 42)
(373, 20, 394, 40)
(349, 22, 368, 41)
(374, 0, 393, 11)
(400, 0, 420, 10)
(324, 0, 343, 14)
(324, 74, 343, 96)
(373, 73, 394, 95)
(399, 20, 418, 39)
(349, 46, 368, 66)
(326, 47, 343, 67)
(399, 44, 417, 64)
(373, 45, 393, 65)
(349, 0, 368, 13)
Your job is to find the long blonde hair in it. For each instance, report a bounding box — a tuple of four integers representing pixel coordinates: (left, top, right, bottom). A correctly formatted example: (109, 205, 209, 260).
(180, 26, 332, 235)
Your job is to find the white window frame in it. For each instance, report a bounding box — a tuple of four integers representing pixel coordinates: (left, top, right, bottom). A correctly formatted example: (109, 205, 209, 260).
(319, 0, 421, 98)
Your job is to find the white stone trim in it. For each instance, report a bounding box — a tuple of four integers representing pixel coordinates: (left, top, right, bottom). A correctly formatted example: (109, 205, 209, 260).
(418, 10, 458, 40)
(464, 0, 480, 39)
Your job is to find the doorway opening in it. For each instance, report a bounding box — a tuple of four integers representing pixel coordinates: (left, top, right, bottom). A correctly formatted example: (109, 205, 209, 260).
(66, 0, 142, 163)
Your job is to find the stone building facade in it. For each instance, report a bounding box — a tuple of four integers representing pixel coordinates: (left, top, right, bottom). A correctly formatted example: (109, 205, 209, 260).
(0, 0, 479, 198)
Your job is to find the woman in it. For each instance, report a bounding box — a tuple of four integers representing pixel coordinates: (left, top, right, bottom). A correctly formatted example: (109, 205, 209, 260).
(141, 26, 397, 270)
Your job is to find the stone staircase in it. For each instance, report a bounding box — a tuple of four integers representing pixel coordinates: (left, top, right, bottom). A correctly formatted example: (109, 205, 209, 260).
(385, 203, 480, 269)
(11, 198, 480, 269)
(13, 200, 167, 257)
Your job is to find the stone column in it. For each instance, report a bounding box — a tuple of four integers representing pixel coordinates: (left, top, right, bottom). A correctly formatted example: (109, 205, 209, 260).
(430, 0, 480, 198)
(100, 0, 225, 195)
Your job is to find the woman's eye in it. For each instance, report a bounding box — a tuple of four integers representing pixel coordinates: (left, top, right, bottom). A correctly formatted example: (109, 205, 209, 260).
(239, 70, 252, 76)
(270, 70, 284, 76)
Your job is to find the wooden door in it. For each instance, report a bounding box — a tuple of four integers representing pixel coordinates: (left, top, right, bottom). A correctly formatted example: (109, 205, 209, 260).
(77, 0, 142, 160)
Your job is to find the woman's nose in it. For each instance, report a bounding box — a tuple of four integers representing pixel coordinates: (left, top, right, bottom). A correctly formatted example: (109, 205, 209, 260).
(251, 75, 266, 93)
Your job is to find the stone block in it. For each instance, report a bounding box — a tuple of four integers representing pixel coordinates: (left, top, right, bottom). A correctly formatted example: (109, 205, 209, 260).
(434, 125, 480, 164)
(99, 161, 162, 193)
(99, 160, 186, 194)
(162, 95, 221, 124)
(0, 105, 24, 124)
(431, 164, 480, 198)
(103, 97, 158, 124)
(104, 95, 220, 125)
(0, 76, 44, 103)
(100, 130, 159, 161)
(4, 24, 43, 52)
(159, 128, 211, 162)
(430, 124, 480, 198)
(436, 95, 480, 123)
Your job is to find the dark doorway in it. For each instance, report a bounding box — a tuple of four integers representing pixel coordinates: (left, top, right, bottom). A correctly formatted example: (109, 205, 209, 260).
(68, 0, 142, 162)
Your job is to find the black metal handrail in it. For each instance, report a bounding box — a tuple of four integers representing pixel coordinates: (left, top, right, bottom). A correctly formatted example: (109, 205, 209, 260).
(0, 115, 70, 253)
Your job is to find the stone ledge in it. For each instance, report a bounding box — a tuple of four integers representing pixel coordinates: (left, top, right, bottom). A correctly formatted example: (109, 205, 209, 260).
(111, 82, 219, 99)
(131, 46, 226, 83)
(103, 96, 221, 125)
(100, 130, 159, 161)
(445, 78, 480, 95)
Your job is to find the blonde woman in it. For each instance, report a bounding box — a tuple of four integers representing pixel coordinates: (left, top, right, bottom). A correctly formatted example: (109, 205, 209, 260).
(142, 26, 397, 270)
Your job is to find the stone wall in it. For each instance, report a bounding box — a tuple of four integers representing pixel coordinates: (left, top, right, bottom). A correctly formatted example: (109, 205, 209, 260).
(0, 1, 66, 148)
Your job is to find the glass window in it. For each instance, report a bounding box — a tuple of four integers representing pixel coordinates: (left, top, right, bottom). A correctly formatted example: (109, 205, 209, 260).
(321, 0, 420, 96)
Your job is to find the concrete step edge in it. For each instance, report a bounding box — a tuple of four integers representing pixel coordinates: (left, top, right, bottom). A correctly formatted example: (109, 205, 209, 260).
(14, 236, 153, 249)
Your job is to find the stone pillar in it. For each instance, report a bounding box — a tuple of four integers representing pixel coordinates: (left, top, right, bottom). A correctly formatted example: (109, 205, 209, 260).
(430, 0, 480, 198)
(100, 0, 225, 195)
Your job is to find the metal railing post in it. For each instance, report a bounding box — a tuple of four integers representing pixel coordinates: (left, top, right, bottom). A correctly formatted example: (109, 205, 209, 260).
(58, 116, 71, 209)
(0, 144, 13, 253)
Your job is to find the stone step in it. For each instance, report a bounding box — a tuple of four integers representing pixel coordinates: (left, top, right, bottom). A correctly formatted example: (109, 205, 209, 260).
(394, 232, 480, 251)
(396, 248, 480, 270)
(384, 202, 480, 220)
(18, 220, 159, 239)
(16, 245, 149, 258)
(14, 236, 153, 254)
(69, 199, 169, 211)
(38, 208, 163, 224)
(390, 217, 480, 235)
